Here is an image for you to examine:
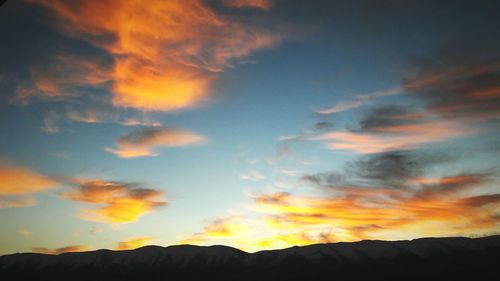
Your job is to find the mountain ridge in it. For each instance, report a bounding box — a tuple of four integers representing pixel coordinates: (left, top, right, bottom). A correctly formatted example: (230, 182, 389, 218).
(1, 235, 499, 280)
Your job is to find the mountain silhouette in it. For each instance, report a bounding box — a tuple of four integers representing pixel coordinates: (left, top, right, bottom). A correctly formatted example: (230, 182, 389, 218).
(1, 235, 499, 280)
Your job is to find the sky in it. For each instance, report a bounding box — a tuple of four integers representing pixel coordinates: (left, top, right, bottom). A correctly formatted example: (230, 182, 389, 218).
(0, 0, 499, 255)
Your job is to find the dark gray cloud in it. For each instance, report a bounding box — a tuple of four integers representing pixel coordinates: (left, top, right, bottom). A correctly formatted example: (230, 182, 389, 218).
(302, 150, 454, 189)
(403, 42, 500, 122)
(357, 105, 419, 132)
(313, 121, 335, 131)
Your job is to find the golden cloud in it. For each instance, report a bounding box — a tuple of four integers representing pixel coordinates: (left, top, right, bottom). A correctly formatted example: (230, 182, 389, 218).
(0, 162, 57, 208)
(115, 236, 155, 250)
(179, 173, 499, 252)
(106, 127, 206, 158)
(60, 179, 167, 224)
(32, 0, 280, 111)
(32, 245, 92, 255)
(0, 162, 57, 196)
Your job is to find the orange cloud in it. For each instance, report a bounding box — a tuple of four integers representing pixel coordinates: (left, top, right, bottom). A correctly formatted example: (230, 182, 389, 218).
(15, 53, 110, 105)
(33, 0, 280, 111)
(32, 245, 92, 255)
(0, 162, 58, 196)
(115, 236, 155, 250)
(60, 179, 167, 224)
(250, 175, 499, 242)
(0, 162, 58, 208)
(317, 120, 467, 154)
(178, 215, 247, 245)
(222, 0, 272, 10)
(179, 173, 499, 251)
(106, 127, 206, 158)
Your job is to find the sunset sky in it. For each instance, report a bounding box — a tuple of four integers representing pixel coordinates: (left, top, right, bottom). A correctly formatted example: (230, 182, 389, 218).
(0, 0, 499, 255)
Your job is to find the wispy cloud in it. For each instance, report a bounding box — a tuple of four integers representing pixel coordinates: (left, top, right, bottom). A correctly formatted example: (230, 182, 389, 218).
(19, 228, 31, 238)
(32, 0, 281, 111)
(66, 106, 162, 127)
(32, 245, 92, 255)
(316, 87, 403, 115)
(41, 111, 60, 133)
(106, 127, 206, 158)
(180, 169, 498, 251)
(14, 53, 111, 105)
(179, 145, 498, 251)
(0, 162, 58, 195)
(222, 0, 272, 10)
(316, 119, 467, 154)
(59, 179, 167, 224)
(403, 44, 500, 122)
(239, 171, 266, 181)
(0, 196, 35, 209)
(115, 236, 155, 250)
(0, 162, 58, 208)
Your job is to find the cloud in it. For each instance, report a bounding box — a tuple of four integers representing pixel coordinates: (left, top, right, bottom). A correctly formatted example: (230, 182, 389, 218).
(106, 127, 206, 158)
(316, 119, 467, 154)
(251, 172, 499, 241)
(404, 43, 500, 122)
(178, 215, 249, 246)
(19, 228, 31, 238)
(0, 162, 58, 196)
(115, 236, 155, 250)
(66, 106, 162, 127)
(31, 0, 281, 111)
(313, 121, 335, 131)
(0, 196, 35, 209)
(180, 142, 498, 251)
(222, 0, 272, 10)
(119, 118, 161, 127)
(239, 171, 266, 181)
(41, 111, 61, 133)
(32, 245, 92, 255)
(0, 162, 58, 208)
(302, 150, 453, 189)
(275, 134, 307, 159)
(59, 179, 167, 224)
(313, 43, 500, 156)
(14, 52, 111, 105)
(89, 226, 102, 234)
(317, 87, 403, 115)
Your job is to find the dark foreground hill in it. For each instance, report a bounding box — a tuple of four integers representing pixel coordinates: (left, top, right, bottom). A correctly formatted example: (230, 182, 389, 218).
(1, 235, 499, 280)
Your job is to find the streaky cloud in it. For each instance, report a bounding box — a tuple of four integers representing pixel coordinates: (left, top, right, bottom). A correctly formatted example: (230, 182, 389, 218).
(32, 245, 92, 255)
(0, 161, 58, 208)
(317, 87, 403, 115)
(106, 126, 206, 158)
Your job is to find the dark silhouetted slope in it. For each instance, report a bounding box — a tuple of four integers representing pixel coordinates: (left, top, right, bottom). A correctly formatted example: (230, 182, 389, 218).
(1, 236, 499, 280)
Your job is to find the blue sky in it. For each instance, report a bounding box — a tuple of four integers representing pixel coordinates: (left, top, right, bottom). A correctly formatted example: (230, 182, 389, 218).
(0, 0, 499, 254)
